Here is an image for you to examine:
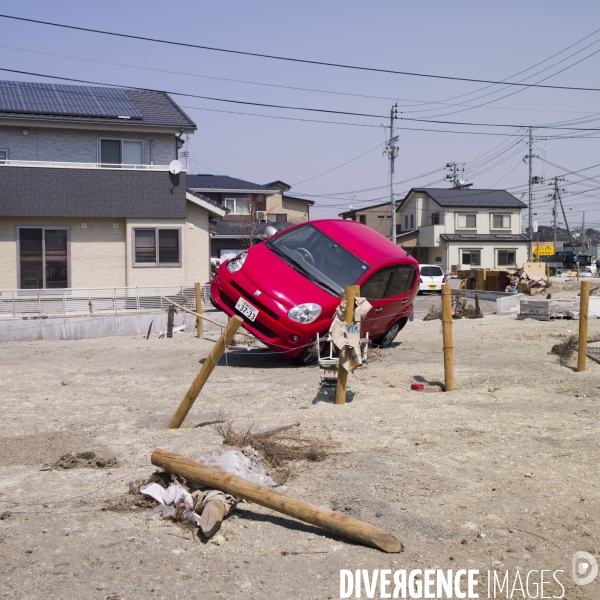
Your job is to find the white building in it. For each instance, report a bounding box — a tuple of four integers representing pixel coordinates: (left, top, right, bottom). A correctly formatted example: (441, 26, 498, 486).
(395, 187, 529, 271)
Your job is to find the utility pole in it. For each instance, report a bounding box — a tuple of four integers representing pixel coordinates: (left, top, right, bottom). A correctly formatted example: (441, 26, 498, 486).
(527, 127, 534, 260)
(384, 103, 399, 244)
(552, 180, 558, 251)
(582, 212, 586, 254)
(445, 162, 466, 188)
(556, 180, 576, 254)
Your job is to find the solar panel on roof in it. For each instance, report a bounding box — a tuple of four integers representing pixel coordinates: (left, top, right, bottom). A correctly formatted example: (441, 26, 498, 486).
(0, 81, 142, 119)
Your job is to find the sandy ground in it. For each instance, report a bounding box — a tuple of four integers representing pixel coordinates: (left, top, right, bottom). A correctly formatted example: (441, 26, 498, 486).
(0, 303, 599, 599)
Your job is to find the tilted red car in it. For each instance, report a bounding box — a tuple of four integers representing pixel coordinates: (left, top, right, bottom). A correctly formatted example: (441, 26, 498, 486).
(210, 219, 419, 364)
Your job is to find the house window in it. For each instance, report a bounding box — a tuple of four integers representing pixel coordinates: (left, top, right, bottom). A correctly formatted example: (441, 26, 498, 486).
(133, 228, 181, 266)
(497, 249, 517, 267)
(99, 139, 144, 166)
(460, 249, 481, 266)
(405, 215, 408, 229)
(410, 215, 414, 229)
(273, 214, 288, 222)
(492, 214, 511, 229)
(17, 227, 69, 289)
(224, 198, 250, 215)
(0, 149, 7, 164)
(359, 215, 366, 225)
(431, 212, 441, 225)
(456, 213, 477, 228)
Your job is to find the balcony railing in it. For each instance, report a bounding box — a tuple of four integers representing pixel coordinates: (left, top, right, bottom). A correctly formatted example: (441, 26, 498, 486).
(0, 285, 212, 318)
(0, 159, 185, 172)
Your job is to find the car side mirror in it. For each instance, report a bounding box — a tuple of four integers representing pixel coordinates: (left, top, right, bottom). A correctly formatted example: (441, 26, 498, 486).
(264, 225, 278, 238)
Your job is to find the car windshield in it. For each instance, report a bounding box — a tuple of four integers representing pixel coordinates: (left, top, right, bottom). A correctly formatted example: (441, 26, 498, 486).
(421, 266, 443, 277)
(267, 224, 368, 295)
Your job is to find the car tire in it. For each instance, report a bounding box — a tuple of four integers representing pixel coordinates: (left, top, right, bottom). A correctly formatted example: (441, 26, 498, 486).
(290, 338, 323, 366)
(372, 317, 408, 347)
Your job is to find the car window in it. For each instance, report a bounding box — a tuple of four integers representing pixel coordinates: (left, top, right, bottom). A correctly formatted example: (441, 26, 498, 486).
(361, 268, 393, 300)
(386, 266, 416, 297)
(421, 266, 443, 277)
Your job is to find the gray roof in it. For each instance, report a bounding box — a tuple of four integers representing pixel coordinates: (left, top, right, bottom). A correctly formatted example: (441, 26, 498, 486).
(186, 174, 275, 191)
(0, 82, 196, 131)
(211, 219, 293, 238)
(283, 194, 315, 206)
(440, 234, 530, 242)
(338, 200, 393, 217)
(186, 189, 229, 212)
(404, 188, 526, 208)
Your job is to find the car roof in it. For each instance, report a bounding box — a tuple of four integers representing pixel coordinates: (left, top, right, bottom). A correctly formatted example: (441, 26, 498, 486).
(302, 219, 410, 265)
(419, 264, 443, 268)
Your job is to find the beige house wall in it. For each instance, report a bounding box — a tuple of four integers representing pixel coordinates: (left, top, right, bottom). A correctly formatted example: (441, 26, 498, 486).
(266, 192, 309, 223)
(350, 205, 393, 236)
(0, 200, 212, 289)
(0, 216, 126, 289)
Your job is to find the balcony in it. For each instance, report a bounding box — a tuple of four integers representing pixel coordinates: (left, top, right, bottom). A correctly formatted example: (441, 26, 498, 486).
(0, 160, 187, 219)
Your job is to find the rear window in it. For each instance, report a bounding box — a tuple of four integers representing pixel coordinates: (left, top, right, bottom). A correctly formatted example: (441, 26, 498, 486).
(421, 266, 443, 277)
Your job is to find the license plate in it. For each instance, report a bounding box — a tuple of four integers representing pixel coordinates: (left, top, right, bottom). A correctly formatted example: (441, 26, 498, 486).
(428, 285, 437, 289)
(235, 297, 259, 322)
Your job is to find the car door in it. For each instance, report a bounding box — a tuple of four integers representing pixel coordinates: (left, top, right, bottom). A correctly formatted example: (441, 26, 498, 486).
(361, 265, 416, 339)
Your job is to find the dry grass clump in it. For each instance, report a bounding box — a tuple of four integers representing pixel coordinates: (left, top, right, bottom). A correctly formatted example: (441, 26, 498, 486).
(214, 422, 337, 468)
(423, 293, 478, 321)
(551, 335, 578, 360)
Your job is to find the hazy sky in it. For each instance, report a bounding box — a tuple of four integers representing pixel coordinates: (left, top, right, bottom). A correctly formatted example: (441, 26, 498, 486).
(1, 1, 599, 229)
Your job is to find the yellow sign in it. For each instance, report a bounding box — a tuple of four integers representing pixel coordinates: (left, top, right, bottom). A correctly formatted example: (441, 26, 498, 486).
(532, 243, 554, 258)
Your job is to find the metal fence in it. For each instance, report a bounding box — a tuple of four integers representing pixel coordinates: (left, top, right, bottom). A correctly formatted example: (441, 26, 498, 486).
(0, 285, 212, 318)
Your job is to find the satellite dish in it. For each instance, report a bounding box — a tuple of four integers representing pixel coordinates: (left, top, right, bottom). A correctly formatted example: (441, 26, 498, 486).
(169, 160, 183, 175)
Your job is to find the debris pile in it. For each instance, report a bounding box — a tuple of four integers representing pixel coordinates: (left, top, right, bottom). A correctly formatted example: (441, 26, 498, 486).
(423, 292, 478, 321)
(43, 451, 118, 471)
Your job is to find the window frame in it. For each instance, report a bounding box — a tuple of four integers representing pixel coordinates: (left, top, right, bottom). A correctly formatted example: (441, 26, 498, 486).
(360, 265, 416, 300)
(497, 248, 517, 267)
(224, 197, 250, 215)
(98, 138, 145, 167)
(456, 212, 477, 229)
(358, 215, 366, 225)
(431, 212, 441, 225)
(132, 227, 182, 267)
(16, 225, 71, 289)
(459, 248, 482, 266)
(0, 148, 7, 164)
(491, 213, 511, 229)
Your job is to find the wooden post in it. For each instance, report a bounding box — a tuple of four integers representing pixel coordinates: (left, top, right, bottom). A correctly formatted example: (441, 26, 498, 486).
(335, 285, 360, 405)
(151, 448, 403, 553)
(168, 315, 243, 428)
(161, 296, 225, 329)
(577, 280, 590, 372)
(441, 283, 455, 391)
(194, 282, 203, 338)
(474, 293, 481, 318)
(577, 262, 580, 281)
(166, 304, 175, 338)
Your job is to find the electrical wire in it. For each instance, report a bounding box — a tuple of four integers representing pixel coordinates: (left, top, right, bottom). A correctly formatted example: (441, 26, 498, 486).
(2, 14, 600, 91)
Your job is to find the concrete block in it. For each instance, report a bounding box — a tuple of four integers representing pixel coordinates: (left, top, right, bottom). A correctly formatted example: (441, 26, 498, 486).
(496, 293, 525, 314)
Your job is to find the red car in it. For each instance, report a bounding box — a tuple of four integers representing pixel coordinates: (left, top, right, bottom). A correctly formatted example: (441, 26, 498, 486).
(210, 219, 419, 364)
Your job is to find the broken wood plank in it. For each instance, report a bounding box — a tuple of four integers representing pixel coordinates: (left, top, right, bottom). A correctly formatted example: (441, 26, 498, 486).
(161, 296, 225, 329)
(151, 448, 403, 553)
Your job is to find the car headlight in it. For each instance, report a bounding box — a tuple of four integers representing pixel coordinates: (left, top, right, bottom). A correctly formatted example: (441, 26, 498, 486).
(288, 303, 322, 324)
(226, 251, 248, 273)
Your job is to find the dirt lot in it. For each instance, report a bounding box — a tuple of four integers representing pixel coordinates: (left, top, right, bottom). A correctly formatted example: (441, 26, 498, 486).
(0, 309, 599, 599)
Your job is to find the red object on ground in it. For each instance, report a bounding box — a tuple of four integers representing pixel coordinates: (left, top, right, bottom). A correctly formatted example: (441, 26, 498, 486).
(411, 383, 425, 391)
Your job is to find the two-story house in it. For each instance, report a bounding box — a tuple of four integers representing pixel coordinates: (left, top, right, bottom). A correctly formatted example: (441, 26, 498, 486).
(396, 188, 529, 270)
(186, 175, 314, 261)
(0, 80, 225, 290)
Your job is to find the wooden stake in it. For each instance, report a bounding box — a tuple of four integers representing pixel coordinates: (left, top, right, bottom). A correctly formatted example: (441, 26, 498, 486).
(168, 315, 243, 428)
(577, 262, 580, 281)
(577, 280, 590, 372)
(194, 282, 203, 338)
(166, 305, 175, 338)
(335, 285, 360, 405)
(151, 448, 403, 553)
(441, 284, 455, 391)
(161, 296, 225, 329)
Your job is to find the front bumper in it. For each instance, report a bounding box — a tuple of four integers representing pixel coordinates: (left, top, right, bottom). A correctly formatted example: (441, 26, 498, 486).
(210, 273, 327, 357)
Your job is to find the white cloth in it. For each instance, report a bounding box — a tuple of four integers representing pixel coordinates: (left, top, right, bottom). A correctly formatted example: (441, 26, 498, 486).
(139, 483, 194, 509)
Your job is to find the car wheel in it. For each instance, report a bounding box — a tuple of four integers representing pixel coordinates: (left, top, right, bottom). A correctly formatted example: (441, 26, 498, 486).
(372, 318, 407, 347)
(290, 338, 322, 366)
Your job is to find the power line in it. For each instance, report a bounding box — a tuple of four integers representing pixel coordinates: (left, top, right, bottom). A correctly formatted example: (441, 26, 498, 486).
(2, 13, 600, 92)
(3, 68, 600, 134)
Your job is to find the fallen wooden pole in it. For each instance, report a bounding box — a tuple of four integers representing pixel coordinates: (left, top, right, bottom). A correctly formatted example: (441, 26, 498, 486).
(151, 448, 403, 553)
(194, 282, 203, 337)
(161, 296, 225, 329)
(335, 285, 360, 405)
(577, 280, 590, 372)
(168, 315, 243, 428)
(441, 283, 455, 391)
